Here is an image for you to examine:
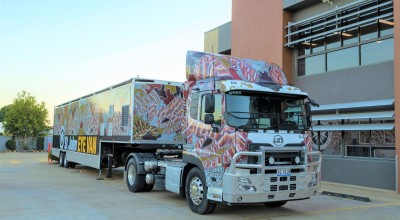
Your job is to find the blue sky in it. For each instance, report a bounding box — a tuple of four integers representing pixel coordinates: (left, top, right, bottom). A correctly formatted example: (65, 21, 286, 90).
(0, 0, 231, 123)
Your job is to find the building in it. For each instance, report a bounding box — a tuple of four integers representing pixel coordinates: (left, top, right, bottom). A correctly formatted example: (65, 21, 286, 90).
(0, 122, 4, 134)
(205, 0, 399, 193)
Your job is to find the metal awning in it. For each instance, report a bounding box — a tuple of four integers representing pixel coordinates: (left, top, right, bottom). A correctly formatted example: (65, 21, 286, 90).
(311, 99, 394, 112)
(313, 123, 395, 131)
(312, 111, 395, 121)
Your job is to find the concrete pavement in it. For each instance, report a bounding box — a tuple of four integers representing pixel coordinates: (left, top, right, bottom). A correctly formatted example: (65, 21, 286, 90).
(1, 152, 399, 220)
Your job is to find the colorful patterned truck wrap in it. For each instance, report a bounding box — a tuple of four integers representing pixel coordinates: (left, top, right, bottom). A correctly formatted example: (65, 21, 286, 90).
(53, 79, 185, 155)
(182, 51, 321, 203)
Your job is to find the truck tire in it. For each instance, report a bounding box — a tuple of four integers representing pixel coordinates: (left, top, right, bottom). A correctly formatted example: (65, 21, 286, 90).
(126, 157, 145, 192)
(69, 163, 76, 168)
(185, 167, 216, 214)
(64, 154, 71, 168)
(264, 201, 287, 207)
(59, 153, 65, 167)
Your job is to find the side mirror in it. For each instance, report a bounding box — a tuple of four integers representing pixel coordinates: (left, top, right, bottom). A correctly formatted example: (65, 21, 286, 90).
(306, 116, 312, 129)
(204, 114, 214, 125)
(309, 98, 320, 107)
(205, 94, 215, 114)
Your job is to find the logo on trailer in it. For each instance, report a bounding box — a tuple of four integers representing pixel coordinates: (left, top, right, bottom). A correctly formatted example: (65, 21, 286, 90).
(273, 135, 284, 146)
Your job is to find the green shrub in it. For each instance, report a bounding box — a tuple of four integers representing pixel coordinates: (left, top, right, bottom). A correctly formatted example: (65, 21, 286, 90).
(36, 136, 45, 151)
(5, 139, 16, 151)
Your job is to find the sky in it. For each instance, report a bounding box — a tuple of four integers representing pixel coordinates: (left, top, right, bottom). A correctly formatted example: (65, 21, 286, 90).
(0, 0, 232, 124)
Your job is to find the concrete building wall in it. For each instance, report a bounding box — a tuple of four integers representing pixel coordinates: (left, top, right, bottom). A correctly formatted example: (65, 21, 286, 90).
(204, 28, 219, 53)
(394, 0, 400, 192)
(204, 22, 231, 54)
(0, 136, 12, 151)
(231, 0, 293, 83)
(295, 61, 394, 105)
(322, 157, 396, 190)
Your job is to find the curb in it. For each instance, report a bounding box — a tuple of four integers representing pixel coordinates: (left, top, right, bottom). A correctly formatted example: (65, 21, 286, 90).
(1, 150, 47, 153)
(321, 191, 371, 202)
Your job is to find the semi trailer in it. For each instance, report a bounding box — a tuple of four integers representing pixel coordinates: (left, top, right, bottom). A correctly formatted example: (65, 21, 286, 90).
(52, 51, 321, 214)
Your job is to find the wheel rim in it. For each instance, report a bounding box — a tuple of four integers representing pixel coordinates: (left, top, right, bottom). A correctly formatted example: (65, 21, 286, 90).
(127, 164, 136, 186)
(189, 176, 204, 205)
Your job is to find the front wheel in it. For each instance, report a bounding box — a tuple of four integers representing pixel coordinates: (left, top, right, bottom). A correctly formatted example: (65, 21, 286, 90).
(185, 167, 216, 214)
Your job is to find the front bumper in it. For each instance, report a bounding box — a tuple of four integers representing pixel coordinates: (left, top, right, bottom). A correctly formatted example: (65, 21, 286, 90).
(222, 148, 322, 204)
(222, 171, 320, 203)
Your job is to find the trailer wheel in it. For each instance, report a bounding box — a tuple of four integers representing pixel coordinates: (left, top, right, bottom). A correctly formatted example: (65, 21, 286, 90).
(264, 201, 287, 207)
(126, 157, 145, 192)
(59, 153, 65, 167)
(63, 153, 71, 168)
(185, 167, 216, 214)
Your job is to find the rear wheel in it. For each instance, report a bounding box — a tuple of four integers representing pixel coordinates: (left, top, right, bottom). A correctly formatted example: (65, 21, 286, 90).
(264, 201, 287, 207)
(126, 157, 146, 192)
(185, 167, 216, 214)
(64, 154, 71, 168)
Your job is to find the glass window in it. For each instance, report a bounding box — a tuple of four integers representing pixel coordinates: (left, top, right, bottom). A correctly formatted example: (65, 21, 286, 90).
(360, 22, 378, 41)
(326, 17, 341, 49)
(361, 38, 394, 65)
(379, 18, 394, 36)
(359, 4, 378, 42)
(190, 92, 199, 119)
(326, 33, 340, 50)
(344, 130, 371, 157)
(298, 43, 311, 56)
(327, 46, 359, 71)
(312, 37, 325, 53)
(214, 94, 222, 125)
(342, 27, 358, 46)
(298, 54, 325, 76)
(310, 19, 324, 54)
(298, 58, 305, 76)
(225, 91, 309, 131)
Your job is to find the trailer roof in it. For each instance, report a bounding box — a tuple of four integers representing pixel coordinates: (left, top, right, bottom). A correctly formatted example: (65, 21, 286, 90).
(55, 78, 183, 108)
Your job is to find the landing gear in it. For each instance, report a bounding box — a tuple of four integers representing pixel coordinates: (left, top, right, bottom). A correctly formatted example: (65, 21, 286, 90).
(59, 152, 65, 167)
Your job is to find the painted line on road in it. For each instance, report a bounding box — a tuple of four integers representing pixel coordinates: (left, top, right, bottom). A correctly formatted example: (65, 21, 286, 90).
(306, 202, 400, 214)
(10, 160, 20, 164)
(36, 158, 48, 163)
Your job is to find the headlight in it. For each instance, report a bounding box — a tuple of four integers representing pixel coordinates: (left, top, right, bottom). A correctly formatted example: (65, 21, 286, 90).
(237, 177, 257, 192)
(268, 156, 275, 165)
(294, 156, 301, 164)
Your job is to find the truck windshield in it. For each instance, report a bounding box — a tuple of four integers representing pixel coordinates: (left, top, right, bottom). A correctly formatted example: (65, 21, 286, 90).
(225, 91, 309, 131)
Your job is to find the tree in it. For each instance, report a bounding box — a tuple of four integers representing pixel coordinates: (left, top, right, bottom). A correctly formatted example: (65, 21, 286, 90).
(3, 91, 50, 149)
(0, 105, 10, 122)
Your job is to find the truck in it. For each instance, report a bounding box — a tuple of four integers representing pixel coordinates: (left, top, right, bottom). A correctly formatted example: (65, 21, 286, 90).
(52, 51, 321, 214)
